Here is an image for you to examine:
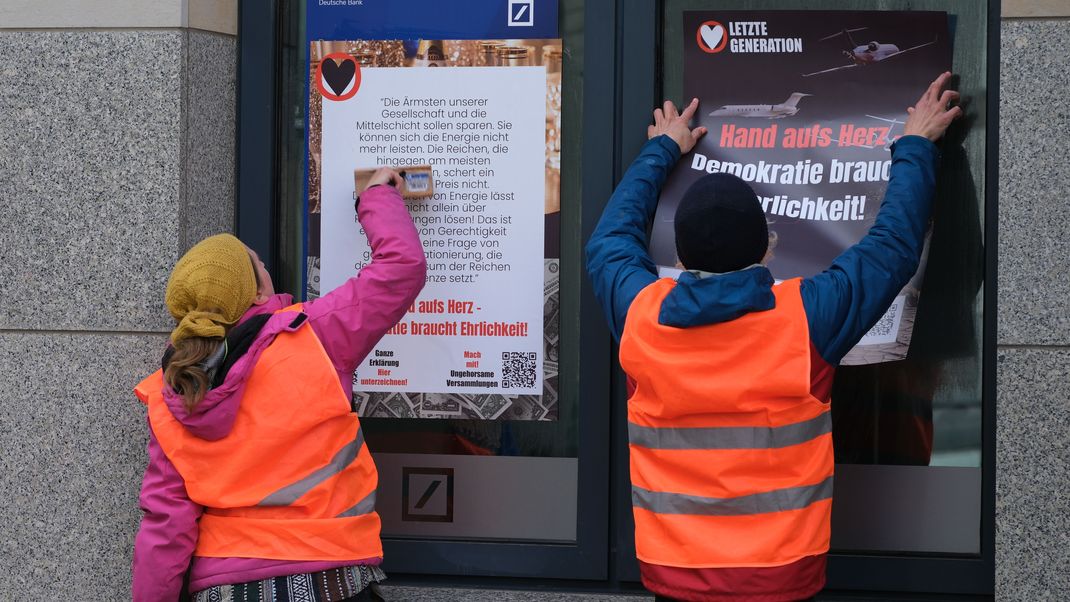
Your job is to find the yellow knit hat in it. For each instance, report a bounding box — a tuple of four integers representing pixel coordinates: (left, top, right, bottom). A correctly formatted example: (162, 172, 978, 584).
(165, 233, 258, 344)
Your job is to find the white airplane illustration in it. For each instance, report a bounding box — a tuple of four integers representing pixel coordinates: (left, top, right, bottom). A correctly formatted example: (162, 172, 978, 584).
(709, 93, 812, 119)
(812, 114, 906, 150)
(803, 28, 937, 77)
(864, 114, 906, 149)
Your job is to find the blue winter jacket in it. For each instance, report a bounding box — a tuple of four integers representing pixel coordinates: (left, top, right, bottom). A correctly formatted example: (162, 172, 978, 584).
(585, 134, 939, 365)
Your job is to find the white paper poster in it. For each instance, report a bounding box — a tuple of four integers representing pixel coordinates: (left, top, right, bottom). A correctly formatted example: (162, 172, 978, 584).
(320, 65, 548, 397)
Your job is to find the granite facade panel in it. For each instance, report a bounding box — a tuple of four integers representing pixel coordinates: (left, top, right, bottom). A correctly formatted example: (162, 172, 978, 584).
(995, 348, 1070, 601)
(0, 29, 238, 332)
(0, 27, 236, 598)
(0, 332, 165, 599)
(998, 20, 1070, 345)
(0, 31, 184, 333)
(183, 30, 238, 251)
(995, 18, 1070, 602)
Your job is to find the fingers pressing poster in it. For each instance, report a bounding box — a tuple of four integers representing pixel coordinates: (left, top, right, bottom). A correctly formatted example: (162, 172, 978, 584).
(653, 11, 951, 365)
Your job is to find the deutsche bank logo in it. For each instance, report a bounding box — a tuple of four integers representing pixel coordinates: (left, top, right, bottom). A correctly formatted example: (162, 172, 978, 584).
(508, 0, 534, 27)
(401, 467, 454, 523)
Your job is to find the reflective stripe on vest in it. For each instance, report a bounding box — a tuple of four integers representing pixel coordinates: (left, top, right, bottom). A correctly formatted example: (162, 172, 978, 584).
(620, 278, 833, 569)
(632, 476, 833, 516)
(628, 412, 832, 450)
(258, 426, 366, 507)
(134, 308, 382, 562)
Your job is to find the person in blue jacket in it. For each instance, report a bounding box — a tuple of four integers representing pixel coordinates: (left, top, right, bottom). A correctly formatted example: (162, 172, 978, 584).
(585, 72, 961, 602)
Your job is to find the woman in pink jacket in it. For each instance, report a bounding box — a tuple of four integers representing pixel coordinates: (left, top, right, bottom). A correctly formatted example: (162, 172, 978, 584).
(133, 167, 426, 602)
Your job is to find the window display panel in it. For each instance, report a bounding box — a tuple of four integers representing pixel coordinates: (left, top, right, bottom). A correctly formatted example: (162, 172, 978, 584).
(661, 0, 986, 555)
(277, 0, 586, 546)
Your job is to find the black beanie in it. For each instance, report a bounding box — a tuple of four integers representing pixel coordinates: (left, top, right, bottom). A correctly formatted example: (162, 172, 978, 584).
(674, 173, 768, 273)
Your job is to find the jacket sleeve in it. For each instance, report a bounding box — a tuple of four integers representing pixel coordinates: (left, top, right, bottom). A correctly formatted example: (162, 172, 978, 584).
(305, 184, 427, 379)
(800, 135, 940, 365)
(585, 135, 681, 341)
(132, 426, 202, 602)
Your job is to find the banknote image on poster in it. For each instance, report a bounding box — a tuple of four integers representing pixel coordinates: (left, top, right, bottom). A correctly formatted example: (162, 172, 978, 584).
(653, 11, 950, 365)
(306, 40, 562, 420)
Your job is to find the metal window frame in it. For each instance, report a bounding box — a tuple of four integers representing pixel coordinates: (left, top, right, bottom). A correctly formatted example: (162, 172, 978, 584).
(236, 0, 280, 273)
(237, 0, 997, 592)
(612, 0, 998, 595)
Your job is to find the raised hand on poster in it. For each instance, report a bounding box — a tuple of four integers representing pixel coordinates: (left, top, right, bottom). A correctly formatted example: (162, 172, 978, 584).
(365, 167, 404, 190)
(904, 71, 962, 142)
(648, 98, 708, 154)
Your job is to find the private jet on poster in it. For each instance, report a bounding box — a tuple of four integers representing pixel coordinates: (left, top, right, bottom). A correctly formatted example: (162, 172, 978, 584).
(803, 28, 937, 77)
(810, 115, 906, 150)
(863, 114, 906, 149)
(709, 93, 812, 119)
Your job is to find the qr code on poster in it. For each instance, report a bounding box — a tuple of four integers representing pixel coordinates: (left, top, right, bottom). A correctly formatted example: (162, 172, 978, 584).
(860, 296, 904, 346)
(502, 351, 537, 389)
(871, 311, 896, 337)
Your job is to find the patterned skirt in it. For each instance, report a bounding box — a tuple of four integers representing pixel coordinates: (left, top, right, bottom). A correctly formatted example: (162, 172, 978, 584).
(192, 565, 386, 602)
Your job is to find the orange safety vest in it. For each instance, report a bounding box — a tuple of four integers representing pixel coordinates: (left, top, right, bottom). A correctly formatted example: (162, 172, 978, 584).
(619, 278, 833, 569)
(134, 307, 382, 562)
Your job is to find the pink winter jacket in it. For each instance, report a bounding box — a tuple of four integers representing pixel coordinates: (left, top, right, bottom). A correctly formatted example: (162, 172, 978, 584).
(132, 185, 426, 601)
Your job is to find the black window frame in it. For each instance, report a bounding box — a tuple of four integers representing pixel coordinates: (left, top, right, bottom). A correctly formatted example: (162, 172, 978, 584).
(237, 0, 997, 594)
(236, 0, 617, 581)
(610, 0, 997, 595)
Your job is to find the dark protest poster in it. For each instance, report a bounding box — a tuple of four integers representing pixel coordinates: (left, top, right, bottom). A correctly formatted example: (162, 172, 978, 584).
(651, 11, 951, 365)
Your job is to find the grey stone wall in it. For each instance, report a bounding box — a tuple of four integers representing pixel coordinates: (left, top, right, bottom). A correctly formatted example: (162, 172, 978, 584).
(997, 19, 1070, 602)
(186, 30, 238, 248)
(0, 29, 235, 598)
